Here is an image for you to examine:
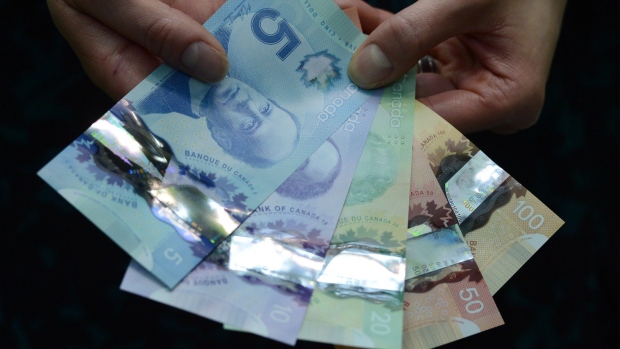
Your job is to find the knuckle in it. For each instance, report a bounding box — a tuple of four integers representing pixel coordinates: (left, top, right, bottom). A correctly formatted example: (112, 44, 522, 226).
(386, 14, 424, 59)
(384, 14, 434, 67)
(143, 17, 177, 58)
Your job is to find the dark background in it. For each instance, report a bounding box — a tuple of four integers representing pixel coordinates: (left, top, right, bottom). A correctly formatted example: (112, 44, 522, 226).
(1, 1, 618, 348)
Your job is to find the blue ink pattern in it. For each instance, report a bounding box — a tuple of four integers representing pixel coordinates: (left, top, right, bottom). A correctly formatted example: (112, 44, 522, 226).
(297, 50, 341, 91)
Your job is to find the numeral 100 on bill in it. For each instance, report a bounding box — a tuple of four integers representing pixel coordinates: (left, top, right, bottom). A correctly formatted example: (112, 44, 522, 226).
(512, 201, 545, 230)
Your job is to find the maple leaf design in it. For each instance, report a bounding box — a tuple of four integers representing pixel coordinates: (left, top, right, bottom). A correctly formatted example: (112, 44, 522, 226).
(284, 219, 307, 233)
(359, 226, 380, 240)
(336, 226, 383, 244)
(82, 154, 123, 188)
(337, 229, 358, 243)
(351, 226, 372, 242)
(434, 202, 457, 227)
(427, 147, 448, 175)
(232, 193, 247, 211)
(444, 138, 458, 153)
(227, 4, 252, 24)
(84, 163, 104, 179)
(296, 50, 341, 91)
(426, 200, 439, 215)
(445, 136, 474, 155)
(178, 164, 191, 176)
(379, 231, 401, 248)
(75, 146, 93, 164)
(506, 177, 527, 198)
(73, 134, 96, 150)
(267, 220, 286, 231)
(303, 228, 328, 255)
(215, 176, 238, 193)
(307, 228, 321, 241)
(409, 203, 425, 219)
(198, 171, 216, 188)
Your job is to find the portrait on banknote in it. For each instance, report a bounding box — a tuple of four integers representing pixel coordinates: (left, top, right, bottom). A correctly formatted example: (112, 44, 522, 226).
(199, 77, 302, 168)
(131, 7, 334, 169)
(39, 0, 371, 288)
(276, 138, 342, 200)
(344, 132, 399, 205)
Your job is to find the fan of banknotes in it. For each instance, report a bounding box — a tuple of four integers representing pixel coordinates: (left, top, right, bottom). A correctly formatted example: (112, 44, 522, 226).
(38, 1, 564, 348)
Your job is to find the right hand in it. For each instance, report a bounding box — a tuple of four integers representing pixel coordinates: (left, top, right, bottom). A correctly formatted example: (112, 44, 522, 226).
(336, 0, 566, 134)
(47, 0, 229, 100)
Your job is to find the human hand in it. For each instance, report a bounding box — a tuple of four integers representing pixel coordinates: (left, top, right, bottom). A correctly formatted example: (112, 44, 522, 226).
(334, 0, 392, 34)
(47, 0, 229, 100)
(342, 0, 567, 134)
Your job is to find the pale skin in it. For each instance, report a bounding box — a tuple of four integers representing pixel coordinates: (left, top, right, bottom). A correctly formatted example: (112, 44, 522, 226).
(47, 0, 566, 134)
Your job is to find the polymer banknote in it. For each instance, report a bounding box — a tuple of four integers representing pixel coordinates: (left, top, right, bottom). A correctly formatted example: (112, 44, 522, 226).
(411, 101, 564, 294)
(402, 258, 503, 349)
(408, 139, 456, 237)
(334, 225, 502, 349)
(298, 73, 416, 349)
(39, 0, 372, 287)
(404, 226, 473, 279)
(121, 93, 380, 345)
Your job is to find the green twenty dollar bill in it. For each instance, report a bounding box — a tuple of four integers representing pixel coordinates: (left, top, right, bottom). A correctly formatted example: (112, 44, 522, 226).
(298, 73, 416, 349)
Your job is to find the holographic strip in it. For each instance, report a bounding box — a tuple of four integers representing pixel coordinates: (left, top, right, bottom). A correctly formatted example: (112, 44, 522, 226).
(444, 151, 509, 224)
(121, 92, 380, 345)
(40, 0, 370, 287)
(299, 72, 417, 349)
(405, 225, 473, 279)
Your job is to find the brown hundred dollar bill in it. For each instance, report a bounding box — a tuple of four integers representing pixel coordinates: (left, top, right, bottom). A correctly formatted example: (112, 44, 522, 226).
(410, 101, 564, 294)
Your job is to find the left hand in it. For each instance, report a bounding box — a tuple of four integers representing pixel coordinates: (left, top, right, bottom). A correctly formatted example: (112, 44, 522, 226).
(47, 0, 229, 100)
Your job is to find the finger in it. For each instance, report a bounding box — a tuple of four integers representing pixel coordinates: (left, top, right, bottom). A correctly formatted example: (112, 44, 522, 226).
(70, 0, 228, 84)
(342, 8, 363, 31)
(159, 0, 225, 24)
(49, 0, 160, 99)
(418, 91, 503, 134)
(333, 0, 393, 33)
(415, 73, 455, 98)
(418, 88, 532, 135)
(348, 0, 489, 88)
(355, 5, 393, 33)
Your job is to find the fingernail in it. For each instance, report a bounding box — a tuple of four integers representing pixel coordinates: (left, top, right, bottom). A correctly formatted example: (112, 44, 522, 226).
(348, 44, 393, 88)
(181, 42, 229, 82)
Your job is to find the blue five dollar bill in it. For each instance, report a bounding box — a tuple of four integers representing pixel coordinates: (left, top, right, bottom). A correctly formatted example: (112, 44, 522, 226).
(38, 0, 371, 287)
(121, 92, 381, 345)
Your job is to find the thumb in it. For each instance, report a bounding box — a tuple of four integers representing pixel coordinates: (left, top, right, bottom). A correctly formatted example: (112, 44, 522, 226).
(348, 0, 479, 89)
(80, 0, 229, 83)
